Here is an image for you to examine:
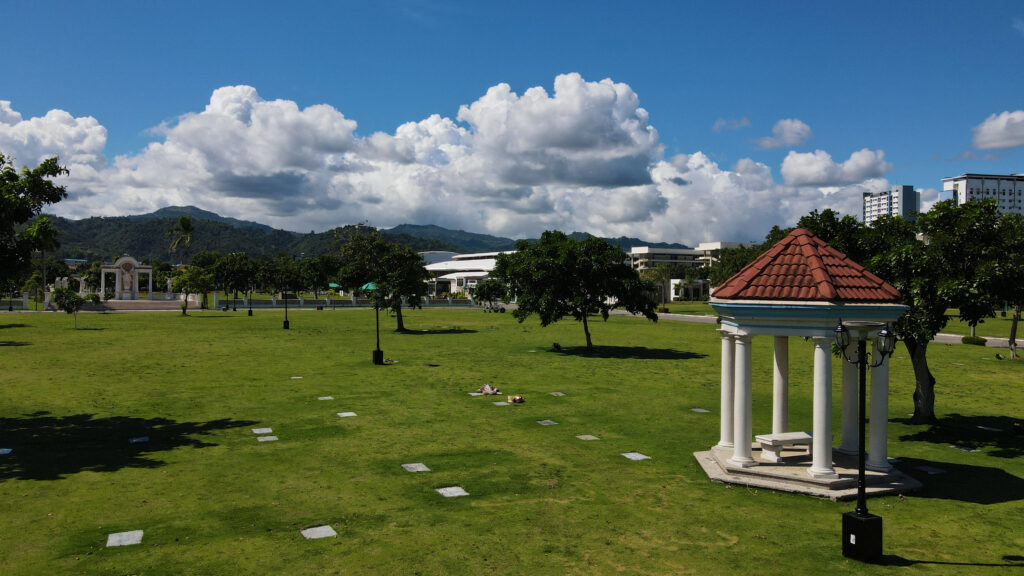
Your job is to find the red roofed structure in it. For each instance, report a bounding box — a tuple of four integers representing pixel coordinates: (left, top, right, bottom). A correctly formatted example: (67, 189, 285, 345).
(712, 228, 901, 302)
(696, 228, 916, 499)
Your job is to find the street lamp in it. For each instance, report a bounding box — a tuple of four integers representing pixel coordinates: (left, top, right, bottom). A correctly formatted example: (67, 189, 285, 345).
(834, 319, 896, 562)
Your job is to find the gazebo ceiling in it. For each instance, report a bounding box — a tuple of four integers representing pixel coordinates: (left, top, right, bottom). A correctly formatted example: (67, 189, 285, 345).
(711, 228, 900, 303)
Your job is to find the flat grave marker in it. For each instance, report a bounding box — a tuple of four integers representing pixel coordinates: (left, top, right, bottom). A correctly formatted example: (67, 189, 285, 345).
(401, 463, 430, 472)
(0, 448, 11, 455)
(622, 452, 651, 461)
(950, 444, 978, 452)
(436, 486, 469, 498)
(257, 436, 278, 442)
(549, 392, 566, 397)
(537, 419, 558, 426)
(106, 530, 144, 547)
(128, 436, 149, 444)
(337, 412, 357, 418)
(576, 435, 599, 441)
(690, 408, 710, 413)
(977, 425, 1002, 432)
(468, 392, 483, 396)
(300, 525, 337, 539)
(492, 401, 509, 406)
(252, 428, 273, 435)
(914, 465, 945, 475)
(317, 396, 334, 401)
(290, 376, 303, 380)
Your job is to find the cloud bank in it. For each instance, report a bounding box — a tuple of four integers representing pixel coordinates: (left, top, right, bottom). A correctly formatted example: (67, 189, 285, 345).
(972, 110, 1024, 150)
(0, 75, 890, 246)
(755, 118, 812, 149)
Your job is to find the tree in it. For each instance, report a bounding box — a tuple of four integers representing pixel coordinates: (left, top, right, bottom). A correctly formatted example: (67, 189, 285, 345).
(1, 154, 68, 293)
(190, 250, 222, 309)
(994, 213, 1024, 358)
(52, 287, 98, 329)
(493, 231, 658, 349)
(27, 216, 61, 296)
(172, 265, 213, 316)
(471, 278, 506, 310)
(263, 254, 302, 329)
(338, 231, 430, 332)
(167, 215, 195, 264)
(300, 254, 341, 301)
(215, 252, 255, 311)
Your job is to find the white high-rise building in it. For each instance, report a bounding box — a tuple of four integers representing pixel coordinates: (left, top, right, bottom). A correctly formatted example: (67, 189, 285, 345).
(941, 173, 1024, 216)
(862, 185, 920, 226)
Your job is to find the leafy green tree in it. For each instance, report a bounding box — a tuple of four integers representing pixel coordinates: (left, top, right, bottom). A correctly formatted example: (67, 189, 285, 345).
(189, 250, 222, 308)
(215, 252, 254, 309)
(471, 278, 506, 309)
(994, 213, 1024, 358)
(172, 265, 213, 316)
(300, 254, 341, 301)
(493, 230, 658, 349)
(1, 154, 68, 293)
(167, 215, 195, 264)
(708, 243, 764, 286)
(52, 287, 98, 329)
(338, 231, 430, 332)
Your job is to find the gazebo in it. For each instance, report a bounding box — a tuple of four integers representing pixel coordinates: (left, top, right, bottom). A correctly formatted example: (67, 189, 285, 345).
(694, 228, 920, 499)
(100, 256, 153, 300)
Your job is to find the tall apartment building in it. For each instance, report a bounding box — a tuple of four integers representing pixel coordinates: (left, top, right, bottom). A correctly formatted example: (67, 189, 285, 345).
(941, 173, 1024, 215)
(862, 185, 920, 226)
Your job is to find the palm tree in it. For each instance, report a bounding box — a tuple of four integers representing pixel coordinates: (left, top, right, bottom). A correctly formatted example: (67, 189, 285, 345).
(168, 215, 195, 264)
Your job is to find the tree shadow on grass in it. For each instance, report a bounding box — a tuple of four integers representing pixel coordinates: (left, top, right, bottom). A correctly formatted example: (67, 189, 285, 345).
(551, 345, 707, 360)
(896, 457, 1024, 504)
(0, 341, 31, 346)
(400, 327, 478, 335)
(877, 554, 1024, 568)
(0, 323, 30, 329)
(896, 413, 1023, 458)
(0, 412, 257, 481)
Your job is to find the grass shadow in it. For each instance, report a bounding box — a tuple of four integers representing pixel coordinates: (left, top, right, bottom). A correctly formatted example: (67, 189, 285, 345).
(896, 413, 1023, 458)
(551, 345, 707, 360)
(0, 412, 258, 481)
(896, 457, 1024, 504)
(401, 328, 478, 335)
(0, 341, 31, 346)
(878, 554, 1024, 568)
(0, 323, 30, 329)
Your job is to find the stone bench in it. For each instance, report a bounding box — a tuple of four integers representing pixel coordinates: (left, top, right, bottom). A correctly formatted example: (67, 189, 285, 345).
(755, 431, 812, 463)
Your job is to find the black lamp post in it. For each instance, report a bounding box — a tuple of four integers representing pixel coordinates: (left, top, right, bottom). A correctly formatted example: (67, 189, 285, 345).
(372, 302, 384, 365)
(834, 319, 896, 562)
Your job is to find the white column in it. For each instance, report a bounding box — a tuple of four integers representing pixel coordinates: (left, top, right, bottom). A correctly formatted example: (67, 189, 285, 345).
(147, 272, 153, 300)
(728, 334, 756, 467)
(837, 340, 859, 454)
(772, 336, 789, 434)
(868, 342, 891, 471)
(809, 337, 837, 478)
(719, 331, 735, 447)
(100, 272, 106, 295)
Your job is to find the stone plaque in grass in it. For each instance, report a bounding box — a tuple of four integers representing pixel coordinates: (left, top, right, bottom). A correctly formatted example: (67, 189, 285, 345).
(576, 435, 599, 441)
(300, 525, 337, 539)
(951, 445, 978, 452)
(549, 392, 566, 397)
(622, 452, 651, 461)
(318, 396, 334, 401)
(291, 376, 303, 380)
(493, 401, 509, 406)
(0, 448, 12, 455)
(106, 530, 143, 547)
(257, 436, 278, 442)
(690, 408, 710, 413)
(537, 419, 557, 426)
(914, 465, 945, 475)
(128, 436, 149, 444)
(252, 428, 273, 435)
(436, 486, 469, 498)
(337, 412, 357, 418)
(402, 463, 430, 472)
(977, 425, 1002, 432)
(468, 392, 484, 396)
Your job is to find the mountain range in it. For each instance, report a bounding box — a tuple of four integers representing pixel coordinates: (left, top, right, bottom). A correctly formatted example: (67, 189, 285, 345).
(44, 206, 688, 263)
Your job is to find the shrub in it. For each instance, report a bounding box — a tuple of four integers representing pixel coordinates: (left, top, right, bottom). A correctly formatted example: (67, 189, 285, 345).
(962, 335, 988, 346)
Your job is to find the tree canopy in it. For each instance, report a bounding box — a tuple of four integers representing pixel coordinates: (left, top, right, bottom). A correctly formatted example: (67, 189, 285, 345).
(1, 154, 67, 290)
(493, 230, 658, 349)
(337, 231, 430, 332)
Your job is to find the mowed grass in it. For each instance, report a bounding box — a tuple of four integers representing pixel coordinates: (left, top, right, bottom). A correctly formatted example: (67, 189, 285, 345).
(0, 308, 1021, 575)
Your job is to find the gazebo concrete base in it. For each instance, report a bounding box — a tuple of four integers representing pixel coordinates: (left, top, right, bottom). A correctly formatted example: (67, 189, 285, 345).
(694, 445, 921, 501)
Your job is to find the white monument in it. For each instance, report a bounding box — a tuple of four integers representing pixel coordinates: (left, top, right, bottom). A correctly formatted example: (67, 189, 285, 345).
(100, 256, 153, 300)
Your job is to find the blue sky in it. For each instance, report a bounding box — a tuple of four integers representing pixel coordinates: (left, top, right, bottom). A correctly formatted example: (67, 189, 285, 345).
(2, 1, 1023, 244)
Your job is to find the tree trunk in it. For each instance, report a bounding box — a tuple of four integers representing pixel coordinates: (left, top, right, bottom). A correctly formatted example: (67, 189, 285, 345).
(395, 305, 405, 332)
(1010, 304, 1020, 360)
(582, 313, 593, 349)
(904, 337, 937, 424)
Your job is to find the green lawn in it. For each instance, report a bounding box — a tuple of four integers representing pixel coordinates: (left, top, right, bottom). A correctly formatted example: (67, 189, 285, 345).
(1, 309, 1021, 575)
(662, 301, 715, 316)
(939, 309, 1018, 340)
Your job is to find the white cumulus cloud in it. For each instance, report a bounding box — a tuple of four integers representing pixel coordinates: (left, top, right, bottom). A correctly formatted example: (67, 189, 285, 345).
(972, 110, 1024, 150)
(780, 148, 891, 187)
(755, 118, 812, 149)
(1, 75, 896, 246)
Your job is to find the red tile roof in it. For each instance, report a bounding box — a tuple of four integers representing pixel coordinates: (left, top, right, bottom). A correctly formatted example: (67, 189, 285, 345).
(712, 228, 901, 302)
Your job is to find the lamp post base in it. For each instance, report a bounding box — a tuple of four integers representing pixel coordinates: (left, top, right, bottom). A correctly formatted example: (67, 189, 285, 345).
(283, 320, 289, 330)
(842, 511, 882, 562)
(372, 349, 385, 365)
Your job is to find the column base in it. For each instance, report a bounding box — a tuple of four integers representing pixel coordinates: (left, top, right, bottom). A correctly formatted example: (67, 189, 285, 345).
(808, 466, 838, 479)
(716, 441, 734, 448)
(727, 456, 757, 468)
(834, 446, 858, 456)
(866, 460, 892, 473)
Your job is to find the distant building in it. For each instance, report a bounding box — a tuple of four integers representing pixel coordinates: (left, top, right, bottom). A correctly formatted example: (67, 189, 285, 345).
(424, 252, 508, 296)
(941, 173, 1024, 216)
(629, 242, 743, 272)
(862, 185, 920, 226)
